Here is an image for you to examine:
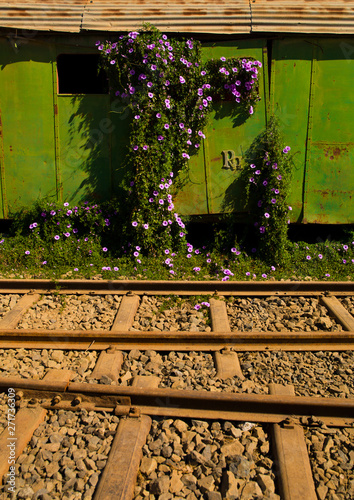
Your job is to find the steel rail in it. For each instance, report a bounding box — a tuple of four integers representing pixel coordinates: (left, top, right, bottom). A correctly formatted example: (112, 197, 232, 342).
(0, 279, 353, 295)
(1, 378, 353, 426)
(0, 329, 353, 351)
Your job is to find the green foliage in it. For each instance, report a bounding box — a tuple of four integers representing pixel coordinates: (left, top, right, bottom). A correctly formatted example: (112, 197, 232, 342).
(244, 118, 293, 264)
(97, 25, 261, 256)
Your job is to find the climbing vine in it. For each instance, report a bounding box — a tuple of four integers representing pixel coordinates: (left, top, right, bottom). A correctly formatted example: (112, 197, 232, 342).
(97, 25, 261, 254)
(245, 118, 293, 264)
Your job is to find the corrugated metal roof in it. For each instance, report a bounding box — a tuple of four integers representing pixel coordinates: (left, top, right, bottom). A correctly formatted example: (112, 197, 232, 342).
(0, 0, 353, 35)
(251, 1, 354, 34)
(83, 1, 251, 34)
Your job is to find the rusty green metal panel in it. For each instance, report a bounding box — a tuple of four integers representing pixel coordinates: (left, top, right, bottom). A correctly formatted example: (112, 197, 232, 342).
(270, 38, 313, 223)
(303, 38, 354, 223)
(175, 39, 268, 216)
(0, 38, 57, 214)
(203, 40, 268, 216)
(173, 149, 209, 215)
(271, 37, 354, 224)
(57, 94, 112, 203)
(53, 37, 113, 205)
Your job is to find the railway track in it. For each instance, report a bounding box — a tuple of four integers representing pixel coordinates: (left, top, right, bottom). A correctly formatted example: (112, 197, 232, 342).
(0, 280, 353, 499)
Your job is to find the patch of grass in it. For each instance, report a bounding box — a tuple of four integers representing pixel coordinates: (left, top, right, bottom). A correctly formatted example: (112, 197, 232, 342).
(0, 201, 353, 282)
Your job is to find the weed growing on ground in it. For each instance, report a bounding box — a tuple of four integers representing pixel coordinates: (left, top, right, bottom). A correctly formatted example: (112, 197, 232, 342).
(0, 201, 353, 281)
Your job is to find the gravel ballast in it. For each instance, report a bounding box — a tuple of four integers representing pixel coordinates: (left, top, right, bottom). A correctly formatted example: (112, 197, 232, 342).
(134, 418, 280, 500)
(305, 426, 354, 500)
(17, 295, 122, 330)
(0, 409, 119, 500)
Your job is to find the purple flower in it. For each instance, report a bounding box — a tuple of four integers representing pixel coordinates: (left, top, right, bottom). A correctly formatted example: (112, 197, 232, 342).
(25, 250, 30, 255)
(318, 254, 323, 259)
(162, 221, 168, 226)
(133, 251, 139, 257)
(132, 221, 138, 227)
(179, 123, 184, 129)
(156, 113, 161, 118)
(179, 76, 185, 83)
(277, 175, 282, 180)
(271, 199, 276, 204)
(133, 145, 139, 151)
(263, 180, 268, 186)
(249, 106, 254, 115)
(193, 267, 201, 272)
(158, 135, 164, 141)
(194, 304, 201, 310)
(159, 199, 164, 205)
(262, 274, 267, 278)
(283, 146, 291, 153)
(64, 202, 69, 207)
(54, 235, 60, 240)
(259, 226, 265, 234)
(164, 123, 169, 130)
(264, 212, 270, 218)
(64, 232, 70, 237)
(182, 153, 190, 159)
(343, 245, 349, 251)
(325, 273, 330, 277)
(306, 255, 311, 260)
(50, 210, 56, 215)
(148, 92, 154, 98)
(143, 224, 149, 229)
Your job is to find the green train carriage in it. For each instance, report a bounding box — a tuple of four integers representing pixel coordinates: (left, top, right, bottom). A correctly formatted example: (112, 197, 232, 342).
(0, 0, 353, 224)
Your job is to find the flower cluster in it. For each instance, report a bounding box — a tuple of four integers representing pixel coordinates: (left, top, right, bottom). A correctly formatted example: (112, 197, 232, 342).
(130, 172, 188, 256)
(205, 56, 261, 113)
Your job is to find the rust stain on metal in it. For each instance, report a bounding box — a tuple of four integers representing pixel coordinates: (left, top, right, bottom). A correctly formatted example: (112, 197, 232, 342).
(183, 9, 208, 16)
(324, 145, 349, 159)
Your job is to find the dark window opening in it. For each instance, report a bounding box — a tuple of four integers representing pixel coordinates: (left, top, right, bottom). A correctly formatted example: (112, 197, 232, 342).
(57, 54, 109, 94)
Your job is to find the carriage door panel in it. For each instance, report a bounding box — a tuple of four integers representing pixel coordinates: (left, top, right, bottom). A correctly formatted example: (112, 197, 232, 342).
(174, 40, 268, 217)
(202, 40, 268, 216)
(303, 38, 354, 224)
